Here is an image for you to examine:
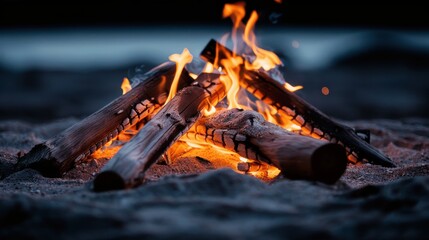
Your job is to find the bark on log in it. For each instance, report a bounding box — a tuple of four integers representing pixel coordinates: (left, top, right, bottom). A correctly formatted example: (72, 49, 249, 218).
(17, 62, 194, 177)
(200, 39, 395, 168)
(183, 108, 347, 184)
(92, 73, 226, 191)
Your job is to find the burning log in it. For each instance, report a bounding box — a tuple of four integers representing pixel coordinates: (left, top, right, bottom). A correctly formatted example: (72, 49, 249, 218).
(92, 73, 226, 191)
(183, 108, 347, 184)
(200, 39, 395, 168)
(17, 62, 194, 177)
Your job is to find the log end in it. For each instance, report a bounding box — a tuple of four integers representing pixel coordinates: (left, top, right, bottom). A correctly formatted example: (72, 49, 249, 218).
(92, 171, 126, 192)
(311, 143, 348, 184)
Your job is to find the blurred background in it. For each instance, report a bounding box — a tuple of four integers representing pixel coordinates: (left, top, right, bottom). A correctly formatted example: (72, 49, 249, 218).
(1, 0, 428, 122)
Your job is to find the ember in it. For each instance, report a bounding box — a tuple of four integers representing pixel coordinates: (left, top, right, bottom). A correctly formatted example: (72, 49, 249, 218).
(17, 2, 394, 192)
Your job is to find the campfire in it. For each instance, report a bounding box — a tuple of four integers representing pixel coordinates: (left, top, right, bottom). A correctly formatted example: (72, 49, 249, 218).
(17, 2, 395, 191)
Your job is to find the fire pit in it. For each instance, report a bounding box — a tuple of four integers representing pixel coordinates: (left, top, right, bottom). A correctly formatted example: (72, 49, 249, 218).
(16, 3, 395, 191)
(1, 1, 429, 239)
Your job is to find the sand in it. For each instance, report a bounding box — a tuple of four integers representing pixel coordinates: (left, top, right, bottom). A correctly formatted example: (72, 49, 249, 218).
(1, 27, 429, 239)
(0, 117, 428, 240)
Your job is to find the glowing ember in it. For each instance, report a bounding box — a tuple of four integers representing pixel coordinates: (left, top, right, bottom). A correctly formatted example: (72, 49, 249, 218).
(322, 86, 330, 95)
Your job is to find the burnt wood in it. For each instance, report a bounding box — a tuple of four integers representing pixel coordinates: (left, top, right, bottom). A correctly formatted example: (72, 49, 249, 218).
(93, 73, 226, 191)
(17, 62, 194, 177)
(184, 108, 347, 184)
(200, 39, 395, 168)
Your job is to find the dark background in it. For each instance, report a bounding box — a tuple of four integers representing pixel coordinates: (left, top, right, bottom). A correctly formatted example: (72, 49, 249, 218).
(2, 0, 428, 29)
(1, 0, 428, 122)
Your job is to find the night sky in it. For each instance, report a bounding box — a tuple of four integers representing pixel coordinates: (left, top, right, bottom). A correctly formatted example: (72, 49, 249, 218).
(1, 0, 428, 29)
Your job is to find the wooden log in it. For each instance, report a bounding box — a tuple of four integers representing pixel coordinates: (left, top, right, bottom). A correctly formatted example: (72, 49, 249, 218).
(92, 73, 226, 191)
(17, 62, 194, 177)
(183, 108, 347, 184)
(200, 39, 395, 168)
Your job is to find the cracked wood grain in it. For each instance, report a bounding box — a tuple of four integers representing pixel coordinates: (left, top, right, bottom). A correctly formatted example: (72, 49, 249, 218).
(200, 39, 395, 167)
(183, 108, 348, 184)
(93, 73, 226, 191)
(17, 62, 194, 177)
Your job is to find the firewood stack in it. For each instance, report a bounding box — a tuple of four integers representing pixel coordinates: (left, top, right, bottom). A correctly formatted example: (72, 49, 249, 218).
(15, 38, 395, 192)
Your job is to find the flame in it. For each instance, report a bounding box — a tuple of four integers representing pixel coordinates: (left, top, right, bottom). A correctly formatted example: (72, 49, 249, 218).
(103, 49, 192, 160)
(105, 1, 304, 181)
(223, 2, 246, 55)
(284, 82, 303, 92)
(170, 2, 303, 180)
(220, 56, 244, 109)
(243, 10, 282, 71)
(217, 2, 302, 123)
(184, 137, 250, 164)
(202, 104, 216, 116)
(121, 77, 132, 95)
(166, 48, 193, 103)
(202, 62, 215, 73)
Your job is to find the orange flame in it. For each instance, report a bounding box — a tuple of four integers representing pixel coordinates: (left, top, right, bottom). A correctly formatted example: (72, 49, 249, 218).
(217, 1, 302, 122)
(201, 62, 215, 73)
(121, 77, 132, 95)
(223, 2, 246, 55)
(110, 1, 303, 181)
(284, 82, 303, 92)
(202, 104, 217, 116)
(166, 48, 193, 103)
(243, 11, 282, 71)
(220, 56, 244, 109)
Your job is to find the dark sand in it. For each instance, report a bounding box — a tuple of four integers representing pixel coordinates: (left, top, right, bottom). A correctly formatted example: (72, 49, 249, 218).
(1, 28, 429, 239)
(0, 115, 428, 240)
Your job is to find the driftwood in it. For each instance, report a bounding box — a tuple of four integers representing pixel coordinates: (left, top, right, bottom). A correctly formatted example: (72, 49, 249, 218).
(93, 73, 226, 191)
(183, 108, 347, 184)
(17, 62, 194, 177)
(200, 39, 395, 167)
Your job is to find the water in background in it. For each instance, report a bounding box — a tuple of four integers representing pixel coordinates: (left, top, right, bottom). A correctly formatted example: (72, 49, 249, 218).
(1, 26, 428, 122)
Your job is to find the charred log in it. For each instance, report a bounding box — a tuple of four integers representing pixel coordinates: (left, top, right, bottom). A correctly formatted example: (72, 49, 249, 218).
(17, 62, 194, 177)
(200, 39, 395, 168)
(183, 108, 347, 184)
(93, 73, 226, 191)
